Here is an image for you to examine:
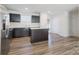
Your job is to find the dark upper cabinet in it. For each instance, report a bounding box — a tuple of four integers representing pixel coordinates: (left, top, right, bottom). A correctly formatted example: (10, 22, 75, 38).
(32, 16, 40, 23)
(9, 13, 21, 22)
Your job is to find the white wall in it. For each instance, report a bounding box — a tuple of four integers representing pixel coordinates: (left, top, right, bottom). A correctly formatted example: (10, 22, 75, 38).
(9, 14, 32, 28)
(40, 13, 48, 28)
(8, 10, 48, 28)
(50, 8, 79, 37)
(50, 12, 69, 37)
(9, 14, 40, 28)
(8, 10, 31, 28)
(0, 6, 49, 29)
(8, 10, 41, 28)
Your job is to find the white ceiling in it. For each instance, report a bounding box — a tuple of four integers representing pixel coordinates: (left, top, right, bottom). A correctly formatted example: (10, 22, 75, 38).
(3, 4, 79, 15)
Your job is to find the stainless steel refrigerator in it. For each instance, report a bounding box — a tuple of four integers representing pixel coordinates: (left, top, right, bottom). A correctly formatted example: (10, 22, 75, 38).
(1, 12, 10, 55)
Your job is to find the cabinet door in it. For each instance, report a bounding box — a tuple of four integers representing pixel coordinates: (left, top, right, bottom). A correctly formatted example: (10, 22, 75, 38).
(13, 28, 29, 37)
(13, 28, 22, 37)
(21, 29, 29, 37)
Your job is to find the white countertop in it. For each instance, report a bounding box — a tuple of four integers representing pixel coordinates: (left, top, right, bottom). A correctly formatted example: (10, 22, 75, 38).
(31, 27, 49, 29)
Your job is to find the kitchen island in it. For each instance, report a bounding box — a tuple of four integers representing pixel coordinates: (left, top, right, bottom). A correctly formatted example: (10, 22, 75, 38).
(30, 28, 48, 43)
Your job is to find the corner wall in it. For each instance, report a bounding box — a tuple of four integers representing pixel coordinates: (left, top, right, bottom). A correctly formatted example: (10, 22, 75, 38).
(50, 12, 69, 37)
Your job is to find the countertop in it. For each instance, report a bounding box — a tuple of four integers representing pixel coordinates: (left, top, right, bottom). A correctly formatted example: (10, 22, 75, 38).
(30, 28, 49, 30)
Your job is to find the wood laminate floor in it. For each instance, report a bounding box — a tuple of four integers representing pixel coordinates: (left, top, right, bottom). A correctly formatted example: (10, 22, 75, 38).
(8, 33, 79, 55)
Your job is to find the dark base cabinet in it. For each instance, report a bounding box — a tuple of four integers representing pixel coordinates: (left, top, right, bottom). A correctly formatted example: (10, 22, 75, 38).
(28, 28, 31, 36)
(31, 29, 48, 43)
(8, 28, 31, 38)
(8, 28, 13, 39)
(13, 28, 29, 38)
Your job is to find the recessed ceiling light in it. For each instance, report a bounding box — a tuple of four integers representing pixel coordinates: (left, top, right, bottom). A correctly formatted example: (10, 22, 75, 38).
(48, 11, 51, 13)
(25, 8, 28, 10)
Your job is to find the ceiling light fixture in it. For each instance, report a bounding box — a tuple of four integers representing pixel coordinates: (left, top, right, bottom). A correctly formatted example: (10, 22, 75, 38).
(48, 11, 51, 13)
